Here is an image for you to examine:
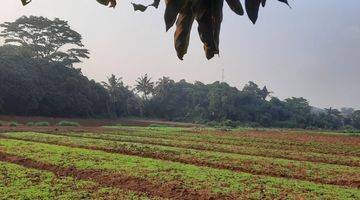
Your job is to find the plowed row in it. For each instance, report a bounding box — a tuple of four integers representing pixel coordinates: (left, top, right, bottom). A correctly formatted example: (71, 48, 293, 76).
(1, 132, 359, 187)
(0, 126, 359, 199)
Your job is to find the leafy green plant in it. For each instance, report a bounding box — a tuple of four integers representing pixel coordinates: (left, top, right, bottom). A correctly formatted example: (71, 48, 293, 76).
(58, 121, 80, 127)
(34, 122, 50, 126)
(9, 121, 18, 127)
(26, 122, 35, 127)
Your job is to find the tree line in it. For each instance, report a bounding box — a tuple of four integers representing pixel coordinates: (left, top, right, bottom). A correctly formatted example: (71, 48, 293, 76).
(0, 16, 359, 131)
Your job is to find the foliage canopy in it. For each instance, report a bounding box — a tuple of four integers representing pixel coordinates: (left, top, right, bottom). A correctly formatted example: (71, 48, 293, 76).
(0, 16, 89, 67)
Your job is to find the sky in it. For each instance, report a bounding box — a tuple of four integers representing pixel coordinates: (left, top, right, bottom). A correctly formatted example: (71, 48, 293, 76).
(0, 0, 359, 109)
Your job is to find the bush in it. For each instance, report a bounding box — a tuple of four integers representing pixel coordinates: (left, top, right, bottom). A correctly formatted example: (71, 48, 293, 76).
(273, 120, 297, 129)
(221, 120, 240, 128)
(34, 121, 50, 126)
(9, 121, 19, 127)
(27, 122, 35, 126)
(58, 121, 80, 127)
(342, 125, 359, 134)
(216, 126, 232, 132)
(206, 121, 220, 127)
(148, 124, 168, 128)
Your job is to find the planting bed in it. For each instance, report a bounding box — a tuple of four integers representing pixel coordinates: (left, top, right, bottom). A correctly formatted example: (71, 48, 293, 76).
(0, 125, 359, 199)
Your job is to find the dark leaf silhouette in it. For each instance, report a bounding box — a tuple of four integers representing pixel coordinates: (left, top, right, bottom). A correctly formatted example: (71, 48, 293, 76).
(174, 1, 195, 60)
(164, 0, 183, 31)
(96, 0, 117, 8)
(132, 3, 148, 12)
(21, 0, 31, 6)
(21, 0, 290, 60)
(226, 0, 244, 16)
(245, 0, 261, 24)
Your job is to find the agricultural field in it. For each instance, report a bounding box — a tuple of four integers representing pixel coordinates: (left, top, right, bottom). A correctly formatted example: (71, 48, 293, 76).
(0, 122, 359, 199)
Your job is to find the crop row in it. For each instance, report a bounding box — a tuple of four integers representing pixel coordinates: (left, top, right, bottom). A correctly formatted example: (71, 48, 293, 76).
(29, 131, 360, 167)
(0, 160, 152, 200)
(2, 132, 359, 187)
(104, 126, 360, 157)
(0, 138, 359, 199)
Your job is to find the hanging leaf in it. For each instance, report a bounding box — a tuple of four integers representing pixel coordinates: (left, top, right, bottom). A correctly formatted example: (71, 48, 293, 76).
(225, 0, 244, 16)
(164, 0, 186, 31)
(96, 0, 117, 8)
(245, 0, 261, 24)
(20, 0, 291, 60)
(21, 0, 31, 6)
(132, 3, 148, 12)
(174, 1, 195, 60)
(150, 0, 161, 8)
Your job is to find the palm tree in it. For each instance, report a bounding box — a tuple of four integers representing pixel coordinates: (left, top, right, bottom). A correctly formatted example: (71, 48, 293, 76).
(102, 74, 124, 104)
(135, 74, 154, 101)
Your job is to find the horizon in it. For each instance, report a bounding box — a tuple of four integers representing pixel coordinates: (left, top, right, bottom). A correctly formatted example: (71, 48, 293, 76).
(1, 0, 359, 110)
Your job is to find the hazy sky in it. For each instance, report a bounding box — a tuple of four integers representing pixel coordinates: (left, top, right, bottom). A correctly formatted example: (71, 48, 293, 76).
(1, 0, 359, 109)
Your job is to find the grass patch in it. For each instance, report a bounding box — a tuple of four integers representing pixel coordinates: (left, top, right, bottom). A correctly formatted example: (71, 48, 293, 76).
(57, 121, 80, 127)
(26, 122, 35, 126)
(34, 122, 50, 126)
(148, 124, 170, 128)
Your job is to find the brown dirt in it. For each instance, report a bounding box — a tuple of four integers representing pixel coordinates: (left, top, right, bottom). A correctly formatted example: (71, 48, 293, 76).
(0, 151, 231, 200)
(2, 136, 359, 188)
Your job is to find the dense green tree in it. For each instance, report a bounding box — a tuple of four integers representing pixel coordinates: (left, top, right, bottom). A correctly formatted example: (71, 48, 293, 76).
(0, 16, 89, 67)
(0, 45, 108, 117)
(352, 110, 360, 129)
(0, 15, 354, 129)
(102, 74, 139, 116)
(284, 97, 312, 128)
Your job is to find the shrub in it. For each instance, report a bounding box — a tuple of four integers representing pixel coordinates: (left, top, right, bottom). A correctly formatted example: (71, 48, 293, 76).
(221, 120, 239, 128)
(206, 121, 221, 127)
(342, 125, 360, 134)
(34, 121, 50, 126)
(27, 122, 35, 126)
(216, 126, 232, 132)
(58, 121, 80, 127)
(148, 124, 168, 128)
(9, 121, 19, 127)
